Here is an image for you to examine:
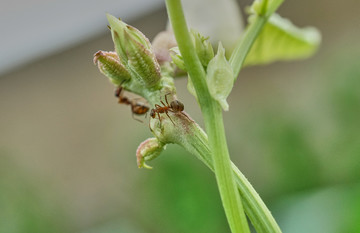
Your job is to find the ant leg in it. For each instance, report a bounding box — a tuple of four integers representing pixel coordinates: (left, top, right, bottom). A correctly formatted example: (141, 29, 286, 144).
(165, 111, 175, 125)
(115, 86, 122, 98)
(117, 80, 128, 98)
(157, 112, 162, 128)
(165, 93, 171, 106)
(149, 120, 154, 133)
(132, 113, 143, 123)
(115, 86, 127, 104)
(160, 100, 167, 108)
(180, 111, 191, 121)
(117, 80, 127, 96)
(167, 108, 190, 122)
(120, 79, 127, 85)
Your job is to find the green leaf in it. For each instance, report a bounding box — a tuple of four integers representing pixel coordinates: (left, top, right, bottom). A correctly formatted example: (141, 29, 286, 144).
(244, 13, 321, 66)
(206, 43, 233, 111)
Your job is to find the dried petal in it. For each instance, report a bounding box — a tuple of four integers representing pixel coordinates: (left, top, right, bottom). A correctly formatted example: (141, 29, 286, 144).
(136, 138, 164, 169)
(152, 31, 177, 64)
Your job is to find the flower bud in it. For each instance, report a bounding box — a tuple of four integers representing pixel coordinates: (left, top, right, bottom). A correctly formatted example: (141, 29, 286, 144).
(107, 14, 161, 87)
(93, 50, 131, 85)
(169, 47, 186, 71)
(251, 0, 269, 16)
(136, 138, 164, 169)
(191, 29, 214, 68)
(206, 42, 234, 111)
(168, 47, 199, 99)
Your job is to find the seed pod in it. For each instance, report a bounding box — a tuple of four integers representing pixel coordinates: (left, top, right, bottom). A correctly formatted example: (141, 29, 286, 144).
(206, 42, 234, 111)
(93, 50, 131, 85)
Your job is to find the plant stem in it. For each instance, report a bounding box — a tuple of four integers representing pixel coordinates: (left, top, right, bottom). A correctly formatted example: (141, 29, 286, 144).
(229, 0, 284, 80)
(166, 0, 250, 232)
(267, 0, 285, 16)
(229, 16, 267, 80)
(174, 120, 282, 233)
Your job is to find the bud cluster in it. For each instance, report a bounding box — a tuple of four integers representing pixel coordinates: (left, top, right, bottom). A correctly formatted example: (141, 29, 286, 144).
(94, 14, 162, 90)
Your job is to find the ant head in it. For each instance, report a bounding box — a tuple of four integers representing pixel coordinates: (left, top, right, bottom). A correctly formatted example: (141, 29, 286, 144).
(170, 100, 184, 112)
(114, 86, 122, 97)
(150, 109, 155, 118)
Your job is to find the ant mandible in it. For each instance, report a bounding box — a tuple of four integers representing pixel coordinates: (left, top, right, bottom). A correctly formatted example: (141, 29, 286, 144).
(115, 86, 149, 122)
(150, 93, 190, 126)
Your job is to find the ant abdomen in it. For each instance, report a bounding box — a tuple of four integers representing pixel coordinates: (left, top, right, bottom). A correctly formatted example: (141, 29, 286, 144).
(115, 86, 149, 122)
(170, 100, 184, 112)
(132, 103, 149, 115)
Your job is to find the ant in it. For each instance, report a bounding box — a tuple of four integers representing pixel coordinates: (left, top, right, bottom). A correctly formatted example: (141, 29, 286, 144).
(115, 86, 149, 122)
(150, 93, 190, 126)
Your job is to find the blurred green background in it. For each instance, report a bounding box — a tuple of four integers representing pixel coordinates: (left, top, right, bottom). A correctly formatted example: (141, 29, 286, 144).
(0, 0, 359, 232)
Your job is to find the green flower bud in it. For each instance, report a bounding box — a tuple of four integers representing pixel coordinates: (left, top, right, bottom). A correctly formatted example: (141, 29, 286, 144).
(136, 138, 164, 169)
(206, 42, 234, 111)
(191, 29, 214, 68)
(251, 0, 269, 16)
(169, 47, 186, 71)
(106, 14, 161, 87)
(169, 47, 196, 100)
(93, 50, 131, 85)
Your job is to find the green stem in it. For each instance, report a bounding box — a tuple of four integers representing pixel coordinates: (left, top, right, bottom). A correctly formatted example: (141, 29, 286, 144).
(166, 0, 250, 233)
(229, 0, 284, 80)
(229, 16, 266, 80)
(267, 0, 285, 16)
(175, 120, 282, 233)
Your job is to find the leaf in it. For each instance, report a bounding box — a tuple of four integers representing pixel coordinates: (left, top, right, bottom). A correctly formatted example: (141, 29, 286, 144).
(206, 43, 233, 111)
(244, 13, 321, 66)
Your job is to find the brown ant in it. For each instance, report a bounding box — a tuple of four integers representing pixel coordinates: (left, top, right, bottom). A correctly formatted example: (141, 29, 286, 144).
(115, 86, 149, 122)
(150, 93, 190, 126)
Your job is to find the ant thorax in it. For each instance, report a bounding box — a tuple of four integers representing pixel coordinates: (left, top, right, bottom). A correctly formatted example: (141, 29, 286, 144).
(149, 93, 190, 126)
